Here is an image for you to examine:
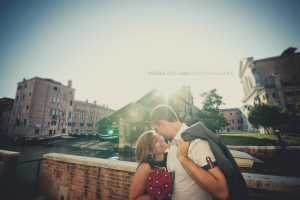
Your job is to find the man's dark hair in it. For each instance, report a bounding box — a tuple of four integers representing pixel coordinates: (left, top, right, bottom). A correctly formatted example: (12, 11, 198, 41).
(149, 104, 179, 126)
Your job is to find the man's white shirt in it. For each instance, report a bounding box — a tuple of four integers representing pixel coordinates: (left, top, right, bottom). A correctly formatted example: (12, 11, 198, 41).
(167, 123, 217, 200)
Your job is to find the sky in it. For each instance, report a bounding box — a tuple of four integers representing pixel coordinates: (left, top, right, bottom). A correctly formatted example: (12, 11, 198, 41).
(0, 0, 300, 111)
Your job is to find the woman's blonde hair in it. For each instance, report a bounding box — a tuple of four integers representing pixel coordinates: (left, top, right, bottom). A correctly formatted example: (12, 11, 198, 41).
(135, 131, 156, 163)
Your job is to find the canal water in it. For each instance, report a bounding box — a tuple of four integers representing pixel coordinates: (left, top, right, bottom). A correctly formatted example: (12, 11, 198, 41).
(0, 140, 135, 200)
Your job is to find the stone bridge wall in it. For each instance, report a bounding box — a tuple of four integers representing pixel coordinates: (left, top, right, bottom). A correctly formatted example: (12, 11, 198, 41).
(41, 153, 300, 200)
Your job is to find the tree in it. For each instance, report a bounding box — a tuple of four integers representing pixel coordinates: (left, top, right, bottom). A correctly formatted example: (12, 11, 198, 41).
(193, 89, 230, 135)
(248, 103, 292, 158)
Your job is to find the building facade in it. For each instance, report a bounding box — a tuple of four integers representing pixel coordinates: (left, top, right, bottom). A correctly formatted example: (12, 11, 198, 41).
(70, 100, 114, 135)
(10, 78, 75, 137)
(0, 97, 14, 135)
(111, 86, 199, 148)
(8, 77, 114, 137)
(219, 108, 245, 133)
(239, 47, 300, 133)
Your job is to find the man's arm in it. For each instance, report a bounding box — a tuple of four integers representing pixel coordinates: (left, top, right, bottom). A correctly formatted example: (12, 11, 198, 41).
(176, 139, 229, 200)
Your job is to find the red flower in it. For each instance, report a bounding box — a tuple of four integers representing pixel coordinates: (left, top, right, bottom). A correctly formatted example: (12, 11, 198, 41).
(163, 190, 172, 200)
(162, 172, 171, 181)
(161, 180, 172, 193)
(154, 187, 166, 200)
(153, 176, 162, 188)
(146, 182, 155, 195)
(146, 171, 154, 184)
(146, 168, 173, 200)
(153, 168, 163, 177)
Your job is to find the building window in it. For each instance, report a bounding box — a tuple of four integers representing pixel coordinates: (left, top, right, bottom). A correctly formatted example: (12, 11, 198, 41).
(220, 113, 224, 116)
(285, 91, 295, 97)
(29, 93, 31, 96)
(88, 108, 90, 111)
(70, 101, 73, 106)
(16, 96, 19, 102)
(77, 106, 80, 109)
(87, 115, 90, 120)
(69, 111, 72, 118)
(232, 119, 234, 124)
(231, 127, 234, 130)
(25, 83, 27, 88)
(87, 123, 93, 127)
(35, 129, 39, 134)
(230, 112, 232, 115)
(51, 121, 56, 125)
(72, 122, 76, 126)
(237, 119, 240, 123)
(263, 95, 265, 100)
(54, 87, 58, 91)
(238, 127, 241, 130)
(91, 115, 93, 120)
(236, 112, 239, 115)
(13, 107, 16, 115)
(27, 105, 29, 110)
(82, 107, 85, 110)
(7, 117, 10, 122)
(75, 129, 78, 134)
(18, 85, 21, 90)
(62, 129, 66, 133)
(266, 93, 276, 99)
(96, 124, 98, 127)
(96, 116, 98, 121)
(80, 122, 84, 126)
(70, 91, 72, 95)
(73, 113, 76, 118)
(68, 122, 72, 126)
(48, 122, 50, 125)
(81, 114, 84, 119)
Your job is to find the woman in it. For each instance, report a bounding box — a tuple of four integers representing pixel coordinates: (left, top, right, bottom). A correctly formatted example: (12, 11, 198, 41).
(129, 130, 169, 200)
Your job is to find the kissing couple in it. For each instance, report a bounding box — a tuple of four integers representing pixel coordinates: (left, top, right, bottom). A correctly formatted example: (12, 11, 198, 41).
(129, 104, 250, 200)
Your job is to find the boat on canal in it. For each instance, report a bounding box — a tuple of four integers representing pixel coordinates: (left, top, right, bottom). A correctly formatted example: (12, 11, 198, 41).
(17, 134, 66, 145)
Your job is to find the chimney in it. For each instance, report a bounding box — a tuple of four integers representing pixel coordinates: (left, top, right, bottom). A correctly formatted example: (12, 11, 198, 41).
(94, 101, 97, 105)
(86, 100, 88, 104)
(23, 78, 26, 82)
(68, 80, 72, 88)
(187, 86, 190, 92)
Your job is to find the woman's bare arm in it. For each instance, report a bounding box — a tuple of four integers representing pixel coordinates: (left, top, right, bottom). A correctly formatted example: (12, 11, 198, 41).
(129, 163, 152, 200)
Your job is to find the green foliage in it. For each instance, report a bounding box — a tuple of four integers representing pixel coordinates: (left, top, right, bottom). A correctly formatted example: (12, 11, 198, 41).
(248, 103, 292, 130)
(296, 99, 300, 117)
(4, 105, 12, 112)
(220, 133, 300, 146)
(193, 89, 230, 133)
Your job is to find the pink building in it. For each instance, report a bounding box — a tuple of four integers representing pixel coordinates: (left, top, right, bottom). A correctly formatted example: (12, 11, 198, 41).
(10, 77, 75, 136)
(8, 77, 115, 137)
(70, 100, 114, 135)
(219, 108, 245, 133)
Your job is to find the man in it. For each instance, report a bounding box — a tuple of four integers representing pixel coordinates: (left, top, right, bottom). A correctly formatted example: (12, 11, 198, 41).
(149, 104, 229, 200)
